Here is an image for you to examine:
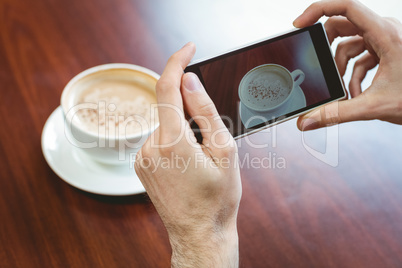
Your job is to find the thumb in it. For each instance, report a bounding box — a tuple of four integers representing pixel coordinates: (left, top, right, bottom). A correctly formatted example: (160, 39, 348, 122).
(297, 96, 370, 131)
(181, 72, 232, 149)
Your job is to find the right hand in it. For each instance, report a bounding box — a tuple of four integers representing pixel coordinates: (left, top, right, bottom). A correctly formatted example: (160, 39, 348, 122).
(293, 0, 402, 131)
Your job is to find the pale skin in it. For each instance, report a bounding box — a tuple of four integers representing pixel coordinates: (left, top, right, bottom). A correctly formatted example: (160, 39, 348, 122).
(135, 0, 402, 267)
(134, 42, 241, 267)
(294, 0, 402, 131)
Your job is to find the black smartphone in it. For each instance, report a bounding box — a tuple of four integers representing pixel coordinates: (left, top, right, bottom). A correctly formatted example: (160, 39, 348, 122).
(185, 23, 346, 140)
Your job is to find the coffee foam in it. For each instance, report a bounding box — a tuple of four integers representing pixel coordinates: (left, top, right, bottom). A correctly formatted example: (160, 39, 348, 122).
(68, 69, 158, 137)
(245, 71, 291, 109)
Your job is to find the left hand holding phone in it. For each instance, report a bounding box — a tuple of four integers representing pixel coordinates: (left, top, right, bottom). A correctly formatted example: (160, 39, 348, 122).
(134, 42, 241, 268)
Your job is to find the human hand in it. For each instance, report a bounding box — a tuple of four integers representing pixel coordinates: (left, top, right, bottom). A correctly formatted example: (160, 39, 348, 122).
(134, 43, 241, 268)
(293, 0, 402, 130)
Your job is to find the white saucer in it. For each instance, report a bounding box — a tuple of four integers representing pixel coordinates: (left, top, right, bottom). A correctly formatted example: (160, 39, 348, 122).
(239, 85, 306, 128)
(41, 106, 145, 196)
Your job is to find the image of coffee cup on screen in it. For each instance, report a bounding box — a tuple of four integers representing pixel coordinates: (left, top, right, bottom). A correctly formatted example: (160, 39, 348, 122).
(185, 23, 346, 139)
(239, 64, 306, 129)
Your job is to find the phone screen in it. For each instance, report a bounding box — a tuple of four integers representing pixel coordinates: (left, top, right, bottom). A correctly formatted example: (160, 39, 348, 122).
(185, 23, 345, 139)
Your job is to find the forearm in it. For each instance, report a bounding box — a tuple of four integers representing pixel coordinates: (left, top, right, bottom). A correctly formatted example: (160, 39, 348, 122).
(169, 224, 239, 268)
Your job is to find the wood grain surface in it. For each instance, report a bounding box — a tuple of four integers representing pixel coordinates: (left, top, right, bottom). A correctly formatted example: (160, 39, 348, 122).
(1, 0, 402, 267)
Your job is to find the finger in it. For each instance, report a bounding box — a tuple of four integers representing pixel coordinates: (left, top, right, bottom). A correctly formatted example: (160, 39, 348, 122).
(181, 72, 234, 155)
(297, 95, 371, 131)
(293, 0, 382, 34)
(156, 42, 196, 136)
(334, 36, 366, 76)
(324, 16, 360, 44)
(349, 52, 378, 98)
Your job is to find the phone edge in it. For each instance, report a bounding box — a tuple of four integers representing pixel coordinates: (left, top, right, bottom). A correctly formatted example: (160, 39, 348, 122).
(187, 23, 322, 68)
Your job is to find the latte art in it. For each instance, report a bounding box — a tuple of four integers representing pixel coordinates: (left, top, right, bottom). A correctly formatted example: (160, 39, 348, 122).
(75, 80, 158, 137)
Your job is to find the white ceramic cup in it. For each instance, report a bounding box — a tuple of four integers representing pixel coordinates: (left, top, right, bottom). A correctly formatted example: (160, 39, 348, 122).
(239, 64, 305, 112)
(61, 63, 160, 165)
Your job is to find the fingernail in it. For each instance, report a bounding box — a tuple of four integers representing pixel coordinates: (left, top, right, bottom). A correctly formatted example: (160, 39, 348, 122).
(183, 73, 203, 92)
(301, 118, 319, 131)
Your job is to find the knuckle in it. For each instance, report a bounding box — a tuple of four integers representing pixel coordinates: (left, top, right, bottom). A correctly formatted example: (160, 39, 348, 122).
(336, 40, 349, 55)
(139, 145, 150, 158)
(168, 52, 180, 63)
(198, 102, 218, 118)
(335, 50, 347, 65)
(211, 130, 234, 147)
(345, 0, 357, 8)
(134, 160, 142, 174)
(158, 145, 177, 157)
(325, 16, 337, 24)
(354, 54, 365, 65)
(352, 57, 367, 73)
(159, 124, 186, 146)
(167, 52, 184, 69)
(352, 60, 363, 72)
(134, 149, 148, 171)
(227, 140, 238, 155)
(134, 155, 146, 174)
(158, 144, 189, 160)
(325, 16, 340, 30)
(360, 93, 378, 120)
(219, 138, 238, 158)
(375, 18, 402, 49)
(140, 138, 153, 156)
(386, 20, 402, 45)
(322, 105, 342, 126)
(309, 1, 320, 11)
(328, 0, 352, 16)
(156, 77, 175, 92)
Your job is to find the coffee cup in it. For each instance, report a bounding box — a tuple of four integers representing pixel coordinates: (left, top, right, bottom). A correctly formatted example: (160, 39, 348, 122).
(61, 63, 160, 165)
(238, 64, 305, 112)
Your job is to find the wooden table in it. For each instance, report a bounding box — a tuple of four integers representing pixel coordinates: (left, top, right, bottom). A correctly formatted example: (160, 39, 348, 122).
(1, 0, 402, 267)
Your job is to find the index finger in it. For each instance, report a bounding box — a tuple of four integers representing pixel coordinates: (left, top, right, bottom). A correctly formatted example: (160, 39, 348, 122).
(156, 42, 196, 135)
(293, 0, 382, 34)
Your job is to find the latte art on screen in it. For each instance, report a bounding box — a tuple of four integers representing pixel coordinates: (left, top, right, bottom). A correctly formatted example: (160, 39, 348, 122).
(247, 78, 290, 108)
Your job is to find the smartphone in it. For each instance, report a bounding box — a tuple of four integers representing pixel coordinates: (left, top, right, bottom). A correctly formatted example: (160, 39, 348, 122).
(184, 23, 346, 140)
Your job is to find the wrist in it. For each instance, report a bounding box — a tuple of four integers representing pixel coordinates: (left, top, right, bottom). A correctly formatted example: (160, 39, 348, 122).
(169, 221, 239, 268)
